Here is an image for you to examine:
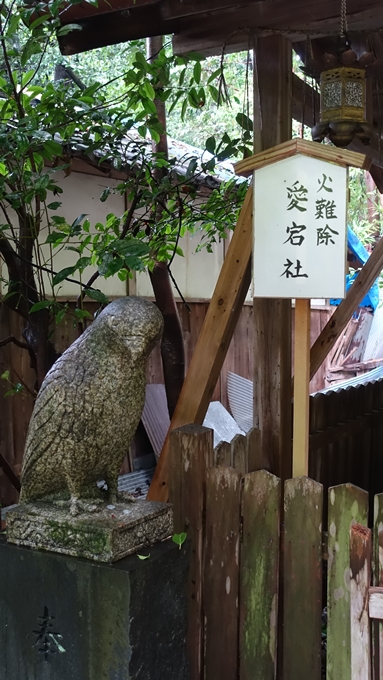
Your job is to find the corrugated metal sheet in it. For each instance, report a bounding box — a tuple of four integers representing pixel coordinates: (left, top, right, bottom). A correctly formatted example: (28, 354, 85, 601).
(313, 365, 383, 395)
(227, 366, 383, 427)
(203, 401, 244, 447)
(141, 384, 170, 457)
(142, 383, 244, 453)
(118, 468, 155, 499)
(227, 371, 253, 433)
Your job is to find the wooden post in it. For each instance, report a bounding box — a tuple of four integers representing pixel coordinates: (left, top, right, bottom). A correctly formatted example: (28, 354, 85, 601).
(283, 477, 323, 680)
(253, 35, 293, 482)
(239, 470, 281, 680)
(168, 424, 214, 680)
(292, 299, 311, 477)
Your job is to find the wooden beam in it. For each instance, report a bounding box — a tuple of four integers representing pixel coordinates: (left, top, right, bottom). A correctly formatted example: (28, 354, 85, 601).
(172, 4, 383, 57)
(310, 232, 383, 380)
(253, 35, 293, 482)
(147, 187, 253, 502)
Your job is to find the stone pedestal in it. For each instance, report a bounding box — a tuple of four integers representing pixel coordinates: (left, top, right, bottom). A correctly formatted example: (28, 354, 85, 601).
(6, 500, 172, 563)
(0, 536, 189, 680)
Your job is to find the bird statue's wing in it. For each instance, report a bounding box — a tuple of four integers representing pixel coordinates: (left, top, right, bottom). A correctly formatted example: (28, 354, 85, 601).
(22, 373, 73, 480)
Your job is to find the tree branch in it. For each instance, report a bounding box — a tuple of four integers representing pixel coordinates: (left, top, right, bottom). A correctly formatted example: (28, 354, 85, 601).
(0, 335, 30, 350)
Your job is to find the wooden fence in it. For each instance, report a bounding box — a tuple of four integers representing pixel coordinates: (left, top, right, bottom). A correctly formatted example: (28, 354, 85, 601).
(0, 302, 331, 507)
(169, 424, 383, 680)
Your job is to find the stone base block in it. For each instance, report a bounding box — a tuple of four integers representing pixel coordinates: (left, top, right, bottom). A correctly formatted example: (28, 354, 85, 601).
(6, 499, 172, 563)
(0, 536, 189, 680)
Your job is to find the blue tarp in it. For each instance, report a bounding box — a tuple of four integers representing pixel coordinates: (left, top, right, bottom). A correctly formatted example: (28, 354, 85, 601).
(330, 226, 380, 312)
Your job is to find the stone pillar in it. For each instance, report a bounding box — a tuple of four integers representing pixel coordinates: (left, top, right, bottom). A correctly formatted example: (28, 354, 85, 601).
(0, 537, 189, 680)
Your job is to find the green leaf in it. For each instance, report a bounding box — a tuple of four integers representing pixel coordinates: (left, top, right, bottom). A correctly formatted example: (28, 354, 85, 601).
(55, 308, 67, 325)
(172, 532, 187, 550)
(236, 112, 253, 132)
(181, 99, 188, 121)
(84, 288, 109, 304)
(134, 51, 149, 71)
(29, 300, 53, 313)
(205, 136, 216, 154)
(45, 231, 65, 245)
(193, 61, 201, 84)
(21, 70, 35, 88)
(28, 14, 51, 30)
(185, 51, 205, 61)
(207, 67, 221, 84)
(52, 266, 76, 286)
(43, 140, 63, 158)
(56, 23, 83, 36)
(74, 308, 92, 320)
(0, 162, 7, 176)
(137, 554, 150, 560)
(186, 158, 198, 178)
(71, 214, 88, 231)
(1, 371, 10, 381)
(47, 202, 62, 210)
(142, 80, 156, 100)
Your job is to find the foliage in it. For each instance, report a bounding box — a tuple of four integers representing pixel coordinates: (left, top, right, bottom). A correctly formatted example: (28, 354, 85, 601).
(172, 532, 187, 549)
(0, 0, 248, 388)
(348, 168, 383, 247)
(0, 370, 24, 397)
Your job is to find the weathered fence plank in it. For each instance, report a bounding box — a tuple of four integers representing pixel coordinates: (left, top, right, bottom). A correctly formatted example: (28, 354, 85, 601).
(168, 424, 214, 680)
(373, 493, 383, 680)
(246, 427, 263, 473)
(283, 477, 323, 680)
(232, 433, 247, 473)
(204, 465, 242, 680)
(327, 484, 369, 680)
(239, 470, 281, 680)
(214, 440, 232, 466)
(350, 523, 372, 680)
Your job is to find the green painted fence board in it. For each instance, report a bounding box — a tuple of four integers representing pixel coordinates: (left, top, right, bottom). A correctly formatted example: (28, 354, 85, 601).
(350, 523, 372, 680)
(283, 477, 323, 680)
(239, 470, 281, 680)
(327, 483, 368, 680)
(373, 493, 383, 680)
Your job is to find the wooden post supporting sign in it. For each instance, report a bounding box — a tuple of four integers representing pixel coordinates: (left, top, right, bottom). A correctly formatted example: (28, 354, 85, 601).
(292, 299, 311, 476)
(236, 138, 367, 479)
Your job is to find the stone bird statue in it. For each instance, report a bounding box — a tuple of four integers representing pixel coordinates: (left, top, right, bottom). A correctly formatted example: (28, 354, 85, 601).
(20, 296, 163, 515)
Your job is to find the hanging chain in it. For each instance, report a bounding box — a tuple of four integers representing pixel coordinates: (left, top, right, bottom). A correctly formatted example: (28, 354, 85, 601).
(340, 0, 348, 37)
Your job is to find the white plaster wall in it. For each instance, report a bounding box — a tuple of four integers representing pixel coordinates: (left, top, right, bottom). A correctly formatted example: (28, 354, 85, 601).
(40, 171, 127, 298)
(135, 229, 225, 300)
(0, 169, 229, 301)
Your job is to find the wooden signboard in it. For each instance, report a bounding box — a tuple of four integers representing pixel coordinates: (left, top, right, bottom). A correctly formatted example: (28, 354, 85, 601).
(252, 154, 347, 299)
(235, 139, 369, 478)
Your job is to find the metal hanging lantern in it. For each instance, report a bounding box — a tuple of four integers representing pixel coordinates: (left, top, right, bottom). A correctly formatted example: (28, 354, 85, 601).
(313, 64, 371, 147)
(311, 0, 373, 147)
